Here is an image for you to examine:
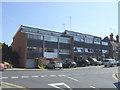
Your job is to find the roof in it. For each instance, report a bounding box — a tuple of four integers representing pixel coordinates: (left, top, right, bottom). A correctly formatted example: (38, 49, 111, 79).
(64, 30, 101, 39)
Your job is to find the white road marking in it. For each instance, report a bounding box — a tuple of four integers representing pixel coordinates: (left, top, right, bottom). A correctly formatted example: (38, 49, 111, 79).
(41, 75, 48, 77)
(31, 76, 39, 78)
(90, 86, 96, 88)
(90, 86, 100, 90)
(49, 75, 57, 77)
(2, 77, 8, 79)
(21, 76, 29, 78)
(48, 82, 72, 90)
(58, 75, 65, 77)
(64, 76, 79, 82)
(11, 76, 19, 79)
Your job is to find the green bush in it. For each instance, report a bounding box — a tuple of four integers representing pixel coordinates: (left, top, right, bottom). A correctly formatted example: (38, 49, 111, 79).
(3, 62, 13, 69)
(38, 65, 46, 69)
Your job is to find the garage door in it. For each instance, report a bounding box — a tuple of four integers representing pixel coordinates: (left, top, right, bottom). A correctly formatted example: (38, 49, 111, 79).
(26, 59, 36, 68)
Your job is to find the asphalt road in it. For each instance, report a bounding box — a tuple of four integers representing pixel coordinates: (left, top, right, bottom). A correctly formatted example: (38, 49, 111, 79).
(1, 66, 119, 89)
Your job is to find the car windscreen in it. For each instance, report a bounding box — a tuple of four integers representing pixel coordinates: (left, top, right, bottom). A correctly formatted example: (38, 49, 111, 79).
(103, 60, 109, 62)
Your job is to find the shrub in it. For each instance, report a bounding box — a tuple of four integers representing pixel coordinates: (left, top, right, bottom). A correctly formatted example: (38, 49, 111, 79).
(3, 62, 13, 69)
(38, 65, 46, 69)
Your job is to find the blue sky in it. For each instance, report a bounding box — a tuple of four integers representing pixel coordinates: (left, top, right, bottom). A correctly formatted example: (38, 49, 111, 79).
(2, 2, 118, 45)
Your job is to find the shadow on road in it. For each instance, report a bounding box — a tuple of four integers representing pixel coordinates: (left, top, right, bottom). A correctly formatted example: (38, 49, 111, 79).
(113, 82, 120, 89)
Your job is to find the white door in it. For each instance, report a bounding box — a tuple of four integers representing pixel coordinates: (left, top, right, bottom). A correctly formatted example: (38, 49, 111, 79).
(26, 59, 35, 68)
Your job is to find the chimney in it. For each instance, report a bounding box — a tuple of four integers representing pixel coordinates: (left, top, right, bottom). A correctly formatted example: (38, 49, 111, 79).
(116, 35, 119, 42)
(110, 33, 114, 41)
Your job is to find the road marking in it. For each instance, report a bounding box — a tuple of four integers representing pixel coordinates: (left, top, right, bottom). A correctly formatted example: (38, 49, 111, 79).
(90, 86, 100, 90)
(48, 82, 72, 90)
(31, 76, 39, 78)
(41, 75, 48, 77)
(112, 73, 118, 81)
(90, 86, 96, 88)
(64, 76, 79, 82)
(49, 75, 57, 77)
(11, 76, 19, 79)
(21, 76, 29, 78)
(2, 77, 8, 79)
(58, 75, 65, 77)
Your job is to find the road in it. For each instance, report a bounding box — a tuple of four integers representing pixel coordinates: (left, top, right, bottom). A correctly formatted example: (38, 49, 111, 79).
(1, 66, 119, 89)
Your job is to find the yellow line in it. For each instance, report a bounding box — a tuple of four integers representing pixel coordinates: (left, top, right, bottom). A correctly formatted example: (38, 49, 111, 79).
(112, 73, 119, 81)
(2, 82, 30, 90)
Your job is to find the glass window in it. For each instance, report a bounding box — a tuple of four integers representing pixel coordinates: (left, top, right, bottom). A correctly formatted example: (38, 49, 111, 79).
(27, 34, 33, 39)
(74, 36, 80, 42)
(59, 49, 70, 54)
(102, 50, 109, 54)
(85, 48, 93, 53)
(102, 42, 108, 46)
(27, 47, 42, 52)
(94, 38, 101, 44)
(44, 36, 58, 42)
(27, 34, 43, 40)
(59, 38, 70, 43)
(45, 48, 58, 52)
(85, 36, 94, 44)
(74, 47, 84, 53)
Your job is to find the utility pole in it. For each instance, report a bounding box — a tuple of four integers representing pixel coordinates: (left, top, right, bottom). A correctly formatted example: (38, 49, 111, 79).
(69, 16, 72, 30)
(62, 24, 65, 30)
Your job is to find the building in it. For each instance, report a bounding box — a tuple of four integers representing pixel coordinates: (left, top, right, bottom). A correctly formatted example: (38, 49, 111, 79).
(12, 25, 71, 68)
(102, 33, 120, 60)
(63, 30, 109, 61)
(12, 25, 112, 68)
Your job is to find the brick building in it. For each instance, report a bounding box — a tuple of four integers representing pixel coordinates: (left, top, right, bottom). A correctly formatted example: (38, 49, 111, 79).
(12, 25, 118, 68)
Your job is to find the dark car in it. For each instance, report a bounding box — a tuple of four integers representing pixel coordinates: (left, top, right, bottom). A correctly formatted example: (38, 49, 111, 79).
(76, 59, 90, 67)
(62, 61, 77, 68)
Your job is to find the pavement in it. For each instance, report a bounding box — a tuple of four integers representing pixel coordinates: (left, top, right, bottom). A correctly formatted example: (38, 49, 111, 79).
(5, 65, 102, 71)
(1, 66, 119, 89)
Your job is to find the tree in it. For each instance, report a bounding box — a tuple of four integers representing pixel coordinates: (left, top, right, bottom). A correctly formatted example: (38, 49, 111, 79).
(2, 43, 19, 67)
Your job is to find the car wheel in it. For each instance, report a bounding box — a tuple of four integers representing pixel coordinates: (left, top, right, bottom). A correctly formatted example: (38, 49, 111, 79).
(104, 65, 107, 67)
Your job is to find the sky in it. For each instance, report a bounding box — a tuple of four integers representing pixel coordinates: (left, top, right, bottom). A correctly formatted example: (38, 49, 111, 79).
(2, 1, 118, 45)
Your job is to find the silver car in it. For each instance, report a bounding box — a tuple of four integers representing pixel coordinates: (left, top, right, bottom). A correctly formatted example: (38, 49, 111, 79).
(46, 61, 63, 69)
(103, 59, 117, 67)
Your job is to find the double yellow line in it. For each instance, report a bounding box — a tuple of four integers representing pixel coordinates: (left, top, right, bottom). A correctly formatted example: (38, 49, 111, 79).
(1, 82, 30, 90)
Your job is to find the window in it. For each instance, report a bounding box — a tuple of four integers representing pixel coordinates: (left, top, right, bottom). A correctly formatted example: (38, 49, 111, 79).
(27, 34, 43, 40)
(74, 36, 80, 42)
(94, 49, 101, 52)
(27, 47, 42, 52)
(85, 36, 94, 44)
(102, 50, 109, 54)
(59, 38, 70, 43)
(44, 36, 58, 42)
(85, 48, 93, 53)
(29, 29, 38, 33)
(59, 49, 70, 54)
(74, 47, 84, 53)
(94, 38, 101, 44)
(45, 48, 58, 52)
(102, 42, 108, 46)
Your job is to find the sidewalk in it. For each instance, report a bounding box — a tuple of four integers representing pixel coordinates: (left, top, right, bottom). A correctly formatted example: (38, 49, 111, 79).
(6, 65, 103, 71)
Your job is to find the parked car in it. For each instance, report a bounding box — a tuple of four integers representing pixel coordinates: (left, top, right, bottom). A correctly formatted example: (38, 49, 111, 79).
(116, 60, 120, 66)
(76, 59, 90, 67)
(97, 60, 103, 66)
(0, 63, 7, 71)
(103, 59, 117, 67)
(62, 61, 77, 68)
(46, 61, 62, 69)
(88, 58, 99, 66)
